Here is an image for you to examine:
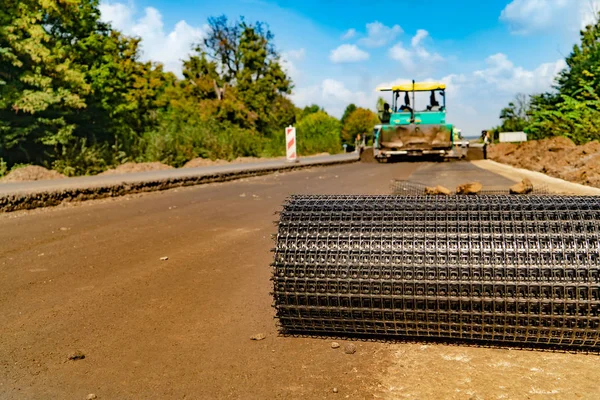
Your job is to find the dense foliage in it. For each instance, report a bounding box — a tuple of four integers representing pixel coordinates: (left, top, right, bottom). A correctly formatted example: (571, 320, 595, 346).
(296, 111, 341, 155)
(492, 13, 600, 144)
(0, 2, 354, 176)
(341, 107, 379, 144)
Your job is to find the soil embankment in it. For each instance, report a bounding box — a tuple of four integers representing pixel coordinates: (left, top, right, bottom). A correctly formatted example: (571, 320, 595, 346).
(1, 154, 333, 183)
(99, 162, 174, 175)
(0, 153, 354, 212)
(489, 137, 600, 188)
(1, 166, 66, 183)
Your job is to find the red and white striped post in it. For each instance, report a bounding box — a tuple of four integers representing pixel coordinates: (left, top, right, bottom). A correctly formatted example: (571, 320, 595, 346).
(285, 125, 298, 163)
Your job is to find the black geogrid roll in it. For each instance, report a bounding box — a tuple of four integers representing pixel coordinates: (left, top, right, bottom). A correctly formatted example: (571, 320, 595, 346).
(272, 195, 600, 348)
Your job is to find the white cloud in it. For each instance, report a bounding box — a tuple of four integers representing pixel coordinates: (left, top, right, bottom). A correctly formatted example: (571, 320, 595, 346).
(500, 0, 567, 34)
(500, 0, 600, 34)
(388, 43, 415, 71)
(99, 1, 134, 29)
(358, 21, 403, 47)
(411, 29, 429, 47)
(472, 53, 566, 93)
(388, 30, 443, 75)
(281, 48, 305, 83)
(99, 1, 207, 75)
(329, 44, 370, 63)
(579, 1, 600, 28)
(285, 48, 306, 61)
(364, 53, 565, 136)
(341, 28, 356, 40)
(292, 53, 564, 137)
(291, 79, 375, 118)
(436, 54, 565, 135)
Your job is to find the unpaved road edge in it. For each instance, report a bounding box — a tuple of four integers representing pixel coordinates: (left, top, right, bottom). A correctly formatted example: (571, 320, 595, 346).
(472, 159, 600, 195)
(0, 157, 357, 213)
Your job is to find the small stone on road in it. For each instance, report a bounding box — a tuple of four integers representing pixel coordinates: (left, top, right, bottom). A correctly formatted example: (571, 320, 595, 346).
(343, 344, 356, 354)
(67, 351, 85, 361)
(456, 182, 482, 195)
(331, 342, 340, 349)
(425, 185, 451, 196)
(510, 178, 533, 194)
(250, 333, 266, 341)
(86, 394, 97, 400)
(160, 256, 168, 261)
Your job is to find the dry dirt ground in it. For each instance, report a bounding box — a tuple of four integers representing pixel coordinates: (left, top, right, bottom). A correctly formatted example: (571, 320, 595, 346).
(1, 166, 66, 183)
(489, 137, 600, 188)
(2, 160, 600, 400)
(0, 154, 333, 183)
(98, 162, 174, 175)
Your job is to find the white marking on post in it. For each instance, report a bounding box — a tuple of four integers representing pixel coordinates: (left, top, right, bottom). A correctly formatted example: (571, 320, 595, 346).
(286, 126, 297, 162)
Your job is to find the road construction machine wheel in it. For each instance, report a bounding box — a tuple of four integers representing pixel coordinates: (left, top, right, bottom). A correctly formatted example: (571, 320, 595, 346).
(272, 195, 600, 349)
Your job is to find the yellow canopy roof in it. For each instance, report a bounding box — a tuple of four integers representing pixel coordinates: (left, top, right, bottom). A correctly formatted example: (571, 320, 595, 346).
(377, 82, 446, 92)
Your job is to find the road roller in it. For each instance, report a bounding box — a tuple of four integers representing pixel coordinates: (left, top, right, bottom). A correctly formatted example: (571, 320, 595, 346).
(272, 194, 600, 349)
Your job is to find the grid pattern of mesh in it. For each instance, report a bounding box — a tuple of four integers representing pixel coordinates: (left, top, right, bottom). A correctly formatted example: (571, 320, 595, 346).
(272, 195, 600, 348)
(390, 179, 550, 196)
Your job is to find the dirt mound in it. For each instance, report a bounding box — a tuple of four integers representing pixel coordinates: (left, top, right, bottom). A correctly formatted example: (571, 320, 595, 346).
(100, 162, 174, 175)
(183, 158, 230, 168)
(489, 137, 600, 188)
(359, 148, 376, 163)
(464, 147, 485, 161)
(183, 154, 323, 168)
(1, 166, 66, 183)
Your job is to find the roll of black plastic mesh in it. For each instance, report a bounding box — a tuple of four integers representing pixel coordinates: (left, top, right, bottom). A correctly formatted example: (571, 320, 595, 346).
(272, 195, 600, 349)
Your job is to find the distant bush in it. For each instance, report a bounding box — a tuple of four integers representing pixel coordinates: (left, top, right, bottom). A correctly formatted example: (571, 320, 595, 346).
(527, 94, 600, 145)
(341, 108, 379, 145)
(295, 111, 342, 155)
(142, 110, 264, 166)
(51, 139, 110, 176)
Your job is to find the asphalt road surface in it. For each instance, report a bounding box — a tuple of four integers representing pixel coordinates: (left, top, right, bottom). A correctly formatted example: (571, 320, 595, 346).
(2, 161, 600, 400)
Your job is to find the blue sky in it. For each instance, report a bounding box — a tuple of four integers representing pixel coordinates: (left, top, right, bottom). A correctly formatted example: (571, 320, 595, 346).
(99, 0, 600, 135)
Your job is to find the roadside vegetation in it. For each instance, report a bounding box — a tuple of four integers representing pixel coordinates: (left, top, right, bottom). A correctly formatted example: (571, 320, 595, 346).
(491, 13, 600, 145)
(0, 1, 378, 178)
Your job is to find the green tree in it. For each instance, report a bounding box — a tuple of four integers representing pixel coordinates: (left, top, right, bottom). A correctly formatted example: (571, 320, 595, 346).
(524, 11, 600, 143)
(527, 92, 600, 144)
(0, 4, 340, 175)
(298, 104, 322, 120)
(556, 13, 600, 97)
(497, 93, 530, 132)
(0, 0, 177, 174)
(341, 104, 357, 125)
(67, 31, 176, 173)
(195, 16, 292, 133)
(0, 0, 96, 166)
(341, 108, 379, 144)
(296, 111, 342, 155)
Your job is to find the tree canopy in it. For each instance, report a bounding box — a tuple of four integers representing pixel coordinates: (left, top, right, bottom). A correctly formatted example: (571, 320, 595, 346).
(492, 12, 600, 144)
(341, 108, 379, 144)
(0, 4, 349, 176)
(340, 104, 357, 126)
